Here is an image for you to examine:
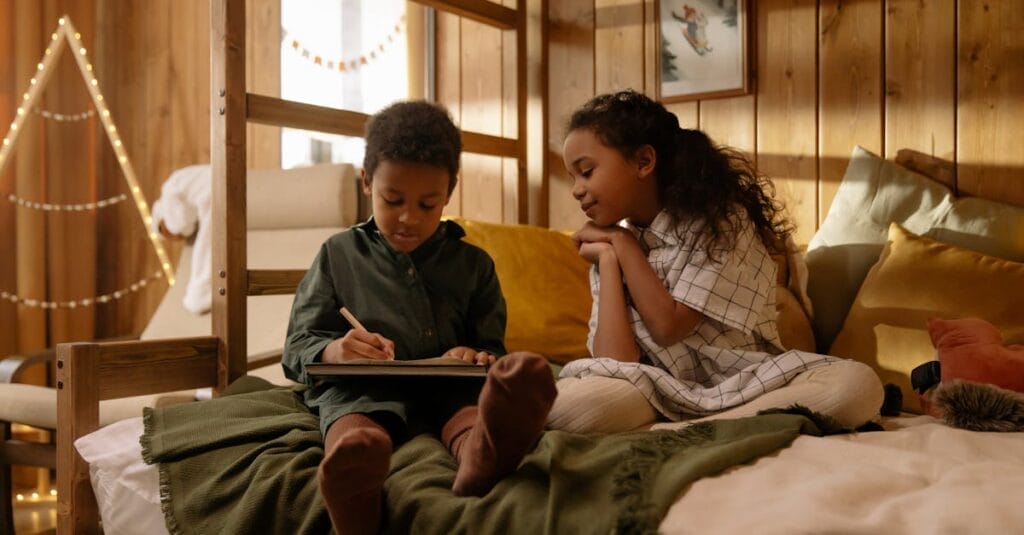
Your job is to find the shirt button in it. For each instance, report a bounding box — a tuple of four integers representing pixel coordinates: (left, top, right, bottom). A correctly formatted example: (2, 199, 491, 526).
(407, 268, 415, 276)
(424, 328, 434, 337)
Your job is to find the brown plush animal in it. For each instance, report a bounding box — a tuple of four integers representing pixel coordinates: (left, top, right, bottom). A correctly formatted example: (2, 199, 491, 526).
(912, 318, 1024, 432)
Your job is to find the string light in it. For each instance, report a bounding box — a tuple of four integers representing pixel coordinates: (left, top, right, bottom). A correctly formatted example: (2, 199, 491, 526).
(281, 15, 405, 74)
(1, 270, 164, 309)
(0, 14, 176, 292)
(6, 192, 128, 211)
(33, 107, 95, 122)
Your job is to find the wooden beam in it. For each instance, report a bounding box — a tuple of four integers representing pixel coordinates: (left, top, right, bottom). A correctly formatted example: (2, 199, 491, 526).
(462, 130, 518, 158)
(247, 348, 283, 371)
(247, 93, 367, 137)
(247, 93, 517, 158)
(413, 0, 516, 30)
(212, 0, 249, 392)
(56, 343, 99, 535)
(247, 269, 304, 296)
(90, 337, 220, 400)
(1, 439, 57, 469)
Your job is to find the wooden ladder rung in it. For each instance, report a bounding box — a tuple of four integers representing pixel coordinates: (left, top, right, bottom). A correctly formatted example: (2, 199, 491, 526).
(246, 93, 520, 159)
(247, 269, 305, 296)
(414, 0, 516, 30)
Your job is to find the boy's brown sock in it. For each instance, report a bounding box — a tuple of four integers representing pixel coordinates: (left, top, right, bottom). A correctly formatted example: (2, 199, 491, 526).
(449, 352, 556, 496)
(319, 413, 393, 535)
(441, 405, 478, 459)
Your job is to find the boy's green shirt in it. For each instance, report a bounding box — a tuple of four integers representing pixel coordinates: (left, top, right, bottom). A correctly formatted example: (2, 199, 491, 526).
(283, 218, 507, 385)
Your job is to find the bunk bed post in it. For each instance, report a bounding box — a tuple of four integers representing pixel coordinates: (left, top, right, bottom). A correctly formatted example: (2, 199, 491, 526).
(516, 0, 529, 224)
(523, 0, 548, 227)
(211, 0, 248, 392)
(56, 343, 100, 535)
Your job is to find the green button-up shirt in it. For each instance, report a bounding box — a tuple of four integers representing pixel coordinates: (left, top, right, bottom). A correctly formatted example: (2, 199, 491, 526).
(283, 218, 507, 385)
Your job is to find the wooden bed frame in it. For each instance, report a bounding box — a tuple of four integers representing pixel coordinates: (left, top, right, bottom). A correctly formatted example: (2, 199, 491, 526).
(54, 0, 541, 532)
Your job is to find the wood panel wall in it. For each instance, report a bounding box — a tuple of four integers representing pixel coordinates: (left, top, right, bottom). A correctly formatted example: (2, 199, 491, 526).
(1, 1, 280, 356)
(540, 0, 1024, 240)
(0, 0, 15, 361)
(3, 0, 1021, 352)
(436, 0, 546, 225)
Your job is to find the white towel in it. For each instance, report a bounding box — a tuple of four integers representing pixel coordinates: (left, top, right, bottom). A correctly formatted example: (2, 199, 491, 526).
(151, 165, 212, 315)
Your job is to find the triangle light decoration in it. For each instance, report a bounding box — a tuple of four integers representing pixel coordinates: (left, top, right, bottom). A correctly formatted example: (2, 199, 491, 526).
(0, 14, 175, 285)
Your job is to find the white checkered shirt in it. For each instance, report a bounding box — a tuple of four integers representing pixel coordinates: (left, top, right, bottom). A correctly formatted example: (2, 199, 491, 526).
(560, 210, 835, 419)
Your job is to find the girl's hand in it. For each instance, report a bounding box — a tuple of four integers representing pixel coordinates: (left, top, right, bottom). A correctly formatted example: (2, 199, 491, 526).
(323, 330, 395, 363)
(572, 221, 628, 246)
(578, 241, 616, 265)
(444, 346, 496, 365)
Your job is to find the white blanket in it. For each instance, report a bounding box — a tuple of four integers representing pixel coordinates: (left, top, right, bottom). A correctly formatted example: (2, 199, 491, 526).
(659, 415, 1024, 534)
(151, 165, 212, 314)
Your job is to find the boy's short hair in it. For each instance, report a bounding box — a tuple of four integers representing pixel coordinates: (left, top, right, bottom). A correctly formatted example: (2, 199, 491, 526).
(363, 100, 462, 194)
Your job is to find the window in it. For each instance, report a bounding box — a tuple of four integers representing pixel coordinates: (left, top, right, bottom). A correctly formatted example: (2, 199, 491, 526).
(280, 0, 414, 169)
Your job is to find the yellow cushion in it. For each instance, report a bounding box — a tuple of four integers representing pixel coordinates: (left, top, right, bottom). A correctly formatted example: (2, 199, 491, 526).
(776, 287, 815, 353)
(453, 218, 592, 364)
(829, 223, 1024, 413)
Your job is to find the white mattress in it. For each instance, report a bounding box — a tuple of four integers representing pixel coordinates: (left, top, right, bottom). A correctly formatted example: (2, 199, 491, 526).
(658, 415, 1024, 534)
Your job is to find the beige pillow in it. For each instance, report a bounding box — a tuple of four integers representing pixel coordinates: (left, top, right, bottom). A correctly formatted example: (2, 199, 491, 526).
(805, 146, 1024, 352)
(247, 163, 361, 230)
(829, 223, 1024, 413)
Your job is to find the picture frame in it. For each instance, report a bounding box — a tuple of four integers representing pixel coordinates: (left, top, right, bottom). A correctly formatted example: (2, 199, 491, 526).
(656, 0, 752, 103)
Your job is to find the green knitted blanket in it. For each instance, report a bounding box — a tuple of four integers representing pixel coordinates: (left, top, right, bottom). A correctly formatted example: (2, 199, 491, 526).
(142, 376, 843, 535)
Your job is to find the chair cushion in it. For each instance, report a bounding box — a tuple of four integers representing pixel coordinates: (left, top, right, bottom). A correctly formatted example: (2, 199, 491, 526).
(0, 383, 192, 430)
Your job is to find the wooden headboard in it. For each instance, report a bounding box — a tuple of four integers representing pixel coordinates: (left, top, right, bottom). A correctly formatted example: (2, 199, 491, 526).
(896, 148, 1024, 209)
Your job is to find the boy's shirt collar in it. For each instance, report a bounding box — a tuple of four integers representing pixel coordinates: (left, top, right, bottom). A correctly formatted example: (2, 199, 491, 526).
(358, 217, 466, 258)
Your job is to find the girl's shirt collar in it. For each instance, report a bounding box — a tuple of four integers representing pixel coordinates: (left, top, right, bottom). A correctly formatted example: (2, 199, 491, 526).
(624, 210, 677, 251)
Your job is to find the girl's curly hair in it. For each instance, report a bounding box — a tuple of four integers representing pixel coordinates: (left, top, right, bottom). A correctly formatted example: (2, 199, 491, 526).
(566, 89, 792, 255)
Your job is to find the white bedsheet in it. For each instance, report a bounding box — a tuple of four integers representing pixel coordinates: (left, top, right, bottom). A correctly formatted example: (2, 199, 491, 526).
(658, 415, 1024, 534)
(80, 412, 1024, 534)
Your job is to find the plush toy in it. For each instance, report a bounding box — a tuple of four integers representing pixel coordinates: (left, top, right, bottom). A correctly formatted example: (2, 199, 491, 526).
(911, 318, 1024, 432)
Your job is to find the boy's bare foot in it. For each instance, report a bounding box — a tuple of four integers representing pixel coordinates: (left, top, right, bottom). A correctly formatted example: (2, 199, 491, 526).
(449, 352, 556, 496)
(319, 418, 392, 535)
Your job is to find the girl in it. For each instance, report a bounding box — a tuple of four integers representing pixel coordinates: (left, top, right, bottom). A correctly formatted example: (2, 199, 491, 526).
(547, 90, 883, 433)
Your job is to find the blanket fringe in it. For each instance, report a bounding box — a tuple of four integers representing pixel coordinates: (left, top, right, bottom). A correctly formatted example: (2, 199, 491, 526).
(611, 423, 715, 534)
(142, 406, 185, 535)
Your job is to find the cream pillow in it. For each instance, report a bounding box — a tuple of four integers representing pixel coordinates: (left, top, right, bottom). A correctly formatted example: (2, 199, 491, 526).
(454, 218, 592, 364)
(829, 223, 1024, 413)
(75, 417, 169, 535)
(806, 146, 1024, 351)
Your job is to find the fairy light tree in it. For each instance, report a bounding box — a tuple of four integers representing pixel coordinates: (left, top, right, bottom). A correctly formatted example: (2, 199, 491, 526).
(0, 15, 174, 310)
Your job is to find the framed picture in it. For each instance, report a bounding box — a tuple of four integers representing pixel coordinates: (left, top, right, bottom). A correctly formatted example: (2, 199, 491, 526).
(656, 0, 751, 103)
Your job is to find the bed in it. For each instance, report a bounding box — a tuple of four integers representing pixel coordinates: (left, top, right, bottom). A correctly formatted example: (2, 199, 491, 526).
(54, 0, 1024, 533)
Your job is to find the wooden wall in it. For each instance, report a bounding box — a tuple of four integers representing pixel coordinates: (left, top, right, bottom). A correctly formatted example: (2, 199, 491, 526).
(4, 0, 1021, 354)
(437, 1, 521, 223)
(0, 0, 280, 357)
(541, 0, 1024, 241)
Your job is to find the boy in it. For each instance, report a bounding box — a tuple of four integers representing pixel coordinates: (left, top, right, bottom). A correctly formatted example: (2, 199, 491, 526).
(283, 101, 556, 535)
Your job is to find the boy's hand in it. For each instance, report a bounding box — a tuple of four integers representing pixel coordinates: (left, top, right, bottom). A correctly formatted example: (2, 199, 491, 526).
(444, 346, 496, 365)
(324, 329, 396, 363)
